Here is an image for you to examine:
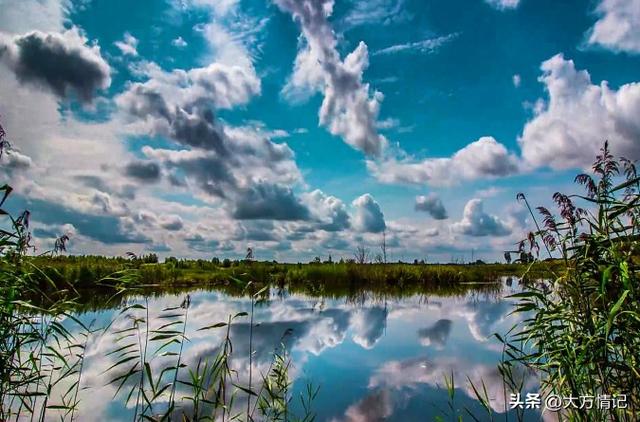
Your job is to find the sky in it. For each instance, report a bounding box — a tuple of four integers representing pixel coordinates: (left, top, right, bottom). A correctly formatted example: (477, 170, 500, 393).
(0, 0, 639, 263)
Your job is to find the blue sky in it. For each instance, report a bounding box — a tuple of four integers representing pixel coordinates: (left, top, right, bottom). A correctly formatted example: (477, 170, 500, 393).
(0, 0, 639, 262)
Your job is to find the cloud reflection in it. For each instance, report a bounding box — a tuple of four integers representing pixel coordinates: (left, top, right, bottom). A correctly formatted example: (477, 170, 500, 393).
(369, 355, 537, 413)
(418, 319, 452, 348)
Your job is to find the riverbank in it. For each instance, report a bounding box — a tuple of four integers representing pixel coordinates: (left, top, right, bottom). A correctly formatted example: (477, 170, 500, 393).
(29, 255, 561, 291)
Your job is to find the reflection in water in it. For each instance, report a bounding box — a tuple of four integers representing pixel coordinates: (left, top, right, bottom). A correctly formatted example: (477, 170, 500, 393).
(368, 355, 537, 413)
(351, 306, 388, 349)
(418, 319, 452, 348)
(54, 277, 542, 421)
(460, 298, 513, 341)
(331, 389, 393, 422)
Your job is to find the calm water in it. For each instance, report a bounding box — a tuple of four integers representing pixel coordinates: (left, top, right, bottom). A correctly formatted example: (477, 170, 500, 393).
(57, 277, 545, 421)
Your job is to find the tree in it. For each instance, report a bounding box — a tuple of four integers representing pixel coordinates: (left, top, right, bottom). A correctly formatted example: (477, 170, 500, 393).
(379, 230, 388, 264)
(354, 244, 369, 264)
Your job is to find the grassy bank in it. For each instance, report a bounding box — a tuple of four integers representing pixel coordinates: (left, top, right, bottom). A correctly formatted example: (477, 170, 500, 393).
(29, 254, 561, 290)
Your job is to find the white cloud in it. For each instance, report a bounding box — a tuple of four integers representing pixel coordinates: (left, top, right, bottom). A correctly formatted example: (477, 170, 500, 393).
(181, 0, 239, 16)
(114, 32, 138, 56)
(0, 27, 111, 103)
(139, 125, 303, 204)
(1, 149, 33, 170)
(0, 0, 67, 34)
(368, 355, 535, 413)
(415, 194, 448, 220)
(303, 190, 351, 231)
(332, 389, 393, 422)
(372, 33, 457, 56)
(375, 117, 400, 130)
(200, 21, 259, 71)
(368, 137, 519, 187)
(519, 53, 640, 169)
(171, 36, 188, 48)
(512, 73, 521, 87)
(485, 0, 520, 11)
(351, 194, 386, 233)
(475, 186, 505, 198)
(117, 60, 259, 118)
(587, 0, 640, 54)
(451, 198, 511, 237)
(341, 0, 411, 29)
(276, 0, 388, 156)
(350, 307, 388, 348)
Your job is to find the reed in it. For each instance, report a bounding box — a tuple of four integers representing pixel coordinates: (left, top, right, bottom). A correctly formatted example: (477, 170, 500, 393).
(499, 142, 640, 421)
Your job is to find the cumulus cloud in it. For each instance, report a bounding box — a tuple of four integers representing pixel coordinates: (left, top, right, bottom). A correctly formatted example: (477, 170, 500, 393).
(20, 196, 150, 244)
(414, 194, 448, 220)
(485, 0, 520, 10)
(118, 53, 313, 222)
(587, 0, 640, 53)
(232, 183, 310, 221)
(351, 194, 386, 233)
(114, 32, 138, 56)
(117, 61, 260, 149)
(303, 190, 351, 231)
(451, 199, 511, 237)
(0, 27, 111, 102)
(519, 53, 640, 169)
(141, 123, 303, 203)
(368, 137, 519, 187)
(276, 0, 388, 156)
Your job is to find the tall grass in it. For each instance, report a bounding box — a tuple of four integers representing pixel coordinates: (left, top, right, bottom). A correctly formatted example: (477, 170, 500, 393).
(501, 142, 639, 421)
(101, 290, 317, 421)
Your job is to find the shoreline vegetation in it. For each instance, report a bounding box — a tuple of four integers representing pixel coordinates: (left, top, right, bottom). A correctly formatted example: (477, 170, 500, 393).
(23, 255, 563, 314)
(29, 254, 561, 290)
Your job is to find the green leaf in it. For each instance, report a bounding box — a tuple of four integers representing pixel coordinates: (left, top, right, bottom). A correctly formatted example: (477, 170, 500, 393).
(606, 290, 629, 336)
(198, 322, 227, 331)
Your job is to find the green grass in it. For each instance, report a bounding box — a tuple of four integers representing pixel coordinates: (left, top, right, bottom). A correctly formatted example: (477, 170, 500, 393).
(28, 255, 560, 289)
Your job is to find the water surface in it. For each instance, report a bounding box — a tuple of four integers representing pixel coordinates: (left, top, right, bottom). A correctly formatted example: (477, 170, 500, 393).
(61, 277, 542, 421)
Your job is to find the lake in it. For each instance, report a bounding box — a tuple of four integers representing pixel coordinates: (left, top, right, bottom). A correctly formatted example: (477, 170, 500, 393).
(54, 277, 545, 421)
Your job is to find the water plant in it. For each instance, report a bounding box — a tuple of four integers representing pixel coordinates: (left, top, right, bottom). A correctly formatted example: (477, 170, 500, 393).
(503, 142, 640, 421)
